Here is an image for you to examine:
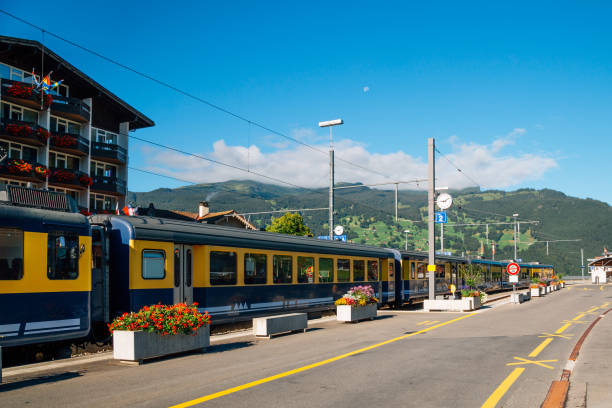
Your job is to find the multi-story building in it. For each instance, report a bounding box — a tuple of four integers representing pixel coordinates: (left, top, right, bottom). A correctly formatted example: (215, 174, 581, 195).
(0, 35, 154, 213)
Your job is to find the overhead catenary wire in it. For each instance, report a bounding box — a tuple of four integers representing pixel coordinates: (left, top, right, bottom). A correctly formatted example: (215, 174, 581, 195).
(435, 147, 481, 188)
(0, 8, 397, 181)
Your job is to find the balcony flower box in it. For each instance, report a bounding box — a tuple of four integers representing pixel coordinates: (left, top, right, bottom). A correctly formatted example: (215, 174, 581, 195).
(109, 303, 210, 362)
(335, 285, 378, 322)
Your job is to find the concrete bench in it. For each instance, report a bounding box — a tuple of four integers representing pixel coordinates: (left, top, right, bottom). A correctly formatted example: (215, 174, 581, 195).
(253, 313, 308, 338)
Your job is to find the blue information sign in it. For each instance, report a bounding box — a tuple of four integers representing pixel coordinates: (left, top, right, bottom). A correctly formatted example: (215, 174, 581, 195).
(434, 211, 447, 224)
(317, 235, 347, 242)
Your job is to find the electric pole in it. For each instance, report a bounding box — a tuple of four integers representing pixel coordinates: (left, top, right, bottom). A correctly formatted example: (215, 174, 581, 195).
(394, 182, 398, 222)
(318, 119, 343, 240)
(428, 138, 436, 300)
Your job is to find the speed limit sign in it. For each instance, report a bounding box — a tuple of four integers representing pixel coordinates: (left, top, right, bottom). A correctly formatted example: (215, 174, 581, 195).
(507, 262, 520, 275)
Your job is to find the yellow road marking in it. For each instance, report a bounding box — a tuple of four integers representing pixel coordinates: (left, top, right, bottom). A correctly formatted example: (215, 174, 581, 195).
(601, 286, 604, 291)
(587, 307, 599, 313)
(562, 319, 587, 324)
(169, 313, 477, 408)
(528, 338, 554, 357)
(555, 323, 571, 334)
(538, 332, 573, 340)
(416, 320, 439, 326)
(567, 287, 572, 291)
(507, 357, 557, 369)
(417, 320, 430, 326)
(481, 368, 525, 408)
(573, 313, 585, 321)
(583, 288, 591, 291)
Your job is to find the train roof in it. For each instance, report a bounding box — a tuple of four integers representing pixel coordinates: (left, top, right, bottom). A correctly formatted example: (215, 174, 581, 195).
(399, 250, 468, 263)
(471, 258, 554, 269)
(91, 215, 394, 258)
(0, 203, 90, 234)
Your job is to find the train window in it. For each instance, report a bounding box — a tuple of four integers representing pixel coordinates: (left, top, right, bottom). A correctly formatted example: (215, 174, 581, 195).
(337, 259, 350, 282)
(319, 258, 334, 283)
(142, 250, 165, 279)
(367, 260, 379, 281)
(297, 256, 314, 283)
(417, 262, 426, 279)
(273, 255, 293, 283)
(353, 260, 365, 281)
(0, 228, 24, 280)
(174, 249, 181, 287)
(411, 262, 416, 279)
(47, 231, 79, 280)
(210, 251, 237, 285)
(185, 249, 192, 287)
(435, 265, 445, 279)
(244, 253, 267, 285)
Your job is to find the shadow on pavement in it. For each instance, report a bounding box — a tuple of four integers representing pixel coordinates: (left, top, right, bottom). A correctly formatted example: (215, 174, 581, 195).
(206, 341, 254, 354)
(0, 371, 82, 392)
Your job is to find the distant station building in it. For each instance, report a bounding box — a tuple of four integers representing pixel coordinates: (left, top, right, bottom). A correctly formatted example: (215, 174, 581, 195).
(588, 254, 612, 284)
(141, 201, 257, 230)
(0, 35, 154, 213)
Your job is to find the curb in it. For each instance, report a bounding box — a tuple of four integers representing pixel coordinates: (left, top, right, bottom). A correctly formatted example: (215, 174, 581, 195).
(541, 308, 611, 407)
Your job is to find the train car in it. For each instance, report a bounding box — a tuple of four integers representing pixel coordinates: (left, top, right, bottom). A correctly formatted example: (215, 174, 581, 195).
(397, 251, 467, 303)
(91, 215, 395, 324)
(0, 197, 92, 348)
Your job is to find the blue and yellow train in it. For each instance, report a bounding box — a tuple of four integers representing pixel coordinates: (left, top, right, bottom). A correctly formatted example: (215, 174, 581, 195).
(0, 192, 554, 350)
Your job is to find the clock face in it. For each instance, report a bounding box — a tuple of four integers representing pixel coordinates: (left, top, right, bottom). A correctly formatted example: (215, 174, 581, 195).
(334, 225, 344, 236)
(436, 193, 453, 209)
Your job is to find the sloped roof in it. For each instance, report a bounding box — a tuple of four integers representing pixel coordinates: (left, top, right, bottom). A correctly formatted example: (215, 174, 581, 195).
(198, 210, 256, 230)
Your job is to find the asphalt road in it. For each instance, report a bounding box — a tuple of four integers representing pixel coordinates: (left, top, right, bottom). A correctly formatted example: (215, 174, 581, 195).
(1, 283, 609, 408)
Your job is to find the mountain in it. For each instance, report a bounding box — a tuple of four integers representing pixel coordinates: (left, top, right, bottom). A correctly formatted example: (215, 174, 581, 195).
(127, 181, 612, 276)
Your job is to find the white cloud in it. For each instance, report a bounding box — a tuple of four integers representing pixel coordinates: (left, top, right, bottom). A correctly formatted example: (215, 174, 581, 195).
(363, 86, 370, 93)
(139, 129, 557, 191)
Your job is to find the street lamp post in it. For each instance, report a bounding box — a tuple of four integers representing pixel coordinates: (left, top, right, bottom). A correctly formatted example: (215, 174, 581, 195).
(404, 229, 410, 251)
(318, 119, 343, 240)
(513, 213, 519, 260)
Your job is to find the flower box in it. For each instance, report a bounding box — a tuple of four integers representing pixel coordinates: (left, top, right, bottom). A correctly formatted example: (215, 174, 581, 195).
(561, 282, 565, 288)
(113, 325, 209, 362)
(336, 304, 377, 322)
(531, 288, 541, 297)
(423, 297, 480, 312)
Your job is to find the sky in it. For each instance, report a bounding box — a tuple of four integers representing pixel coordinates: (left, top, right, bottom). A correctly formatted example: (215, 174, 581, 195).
(2, 2, 611, 203)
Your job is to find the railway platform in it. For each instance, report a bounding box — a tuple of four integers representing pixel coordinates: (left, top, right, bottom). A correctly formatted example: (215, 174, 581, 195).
(1, 283, 610, 408)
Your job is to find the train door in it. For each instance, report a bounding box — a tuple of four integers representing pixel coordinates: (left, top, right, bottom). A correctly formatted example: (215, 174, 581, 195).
(173, 244, 193, 304)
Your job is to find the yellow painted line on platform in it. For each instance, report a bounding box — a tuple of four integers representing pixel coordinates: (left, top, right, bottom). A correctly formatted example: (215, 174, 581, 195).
(481, 368, 525, 408)
(601, 286, 604, 291)
(587, 307, 599, 313)
(507, 357, 557, 369)
(538, 332, 572, 340)
(555, 323, 571, 334)
(573, 313, 585, 321)
(170, 313, 477, 408)
(528, 338, 553, 357)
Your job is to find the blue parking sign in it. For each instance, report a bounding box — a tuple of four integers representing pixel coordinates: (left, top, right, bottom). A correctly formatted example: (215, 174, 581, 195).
(434, 211, 447, 223)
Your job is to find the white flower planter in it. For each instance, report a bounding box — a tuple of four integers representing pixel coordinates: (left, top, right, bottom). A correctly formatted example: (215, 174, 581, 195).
(561, 282, 565, 288)
(424, 297, 481, 312)
(113, 325, 210, 362)
(523, 291, 531, 301)
(531, 288, 541, 297)
(336, 304, 377, 322)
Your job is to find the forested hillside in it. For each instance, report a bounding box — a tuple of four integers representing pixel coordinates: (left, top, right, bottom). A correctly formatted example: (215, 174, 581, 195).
(128, 181, 612, 275)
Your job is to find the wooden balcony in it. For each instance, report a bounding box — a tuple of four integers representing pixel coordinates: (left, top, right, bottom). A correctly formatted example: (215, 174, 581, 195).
(48, 167, 90, 190)
(91, 141, 127, 165)
(0, 119, 50, 147)
(91, 175, 126, 196)
(50, 132, 90, 156)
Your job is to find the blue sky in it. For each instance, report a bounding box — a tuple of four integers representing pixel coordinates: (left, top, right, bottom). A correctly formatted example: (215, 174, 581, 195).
(2, 2, 611, 203)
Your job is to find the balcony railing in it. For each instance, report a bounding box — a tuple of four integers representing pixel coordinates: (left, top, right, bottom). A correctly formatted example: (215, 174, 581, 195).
(91, 141, 127, 164)
(48, 167, 91, 190)
(0, 118, 50, 147)
(50, 132, 90, 156)
(91, 176, 127, 196)
(51, 94, 91, 123)
(0, 159, 49, 183)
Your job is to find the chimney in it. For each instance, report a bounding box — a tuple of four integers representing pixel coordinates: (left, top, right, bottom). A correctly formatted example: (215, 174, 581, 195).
(198, 201, 210, 218)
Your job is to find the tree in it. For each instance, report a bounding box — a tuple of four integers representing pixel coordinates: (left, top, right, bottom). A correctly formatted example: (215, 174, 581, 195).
(266, 212, 312, 236)
(458, 264, 484, 289)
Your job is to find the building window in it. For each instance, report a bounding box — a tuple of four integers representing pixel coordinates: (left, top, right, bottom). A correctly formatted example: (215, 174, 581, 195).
(353, 260, 365, 281)
(319, 258, 334, 283)
(142, 250, 165, 279)
(367, 260, 379, 281)
(91, 161, 117, 178)
(0, 140, 38, 162)
(91, 128, 118, 144)
(90, 194, 116, 211)
(47, 231, 79, 280)
(337, 259, 350, 282)
(48, 187, 79, 202)
(0, 228, 24, 280)
(210, 251, 236, 285)
(50, 152, 80, 170)
(297, 256, 314, 283)
(273, 255, 292, 284)
(244, 253, 267, 285)
(50, 116, 80, 134)
(1, 102, 38, 123)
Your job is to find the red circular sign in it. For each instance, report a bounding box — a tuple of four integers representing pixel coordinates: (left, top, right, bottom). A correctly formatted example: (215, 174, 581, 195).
(507, 262, 520, 275)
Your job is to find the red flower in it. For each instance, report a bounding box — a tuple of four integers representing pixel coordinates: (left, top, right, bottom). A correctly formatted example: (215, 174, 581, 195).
(79, 174, 93, 187)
